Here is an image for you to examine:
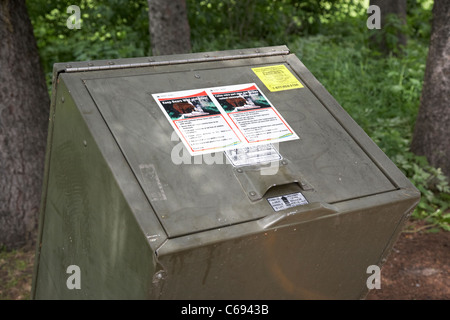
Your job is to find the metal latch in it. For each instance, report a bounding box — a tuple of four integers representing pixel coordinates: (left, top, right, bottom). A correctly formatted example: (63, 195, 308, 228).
(233, 158, 313, 201)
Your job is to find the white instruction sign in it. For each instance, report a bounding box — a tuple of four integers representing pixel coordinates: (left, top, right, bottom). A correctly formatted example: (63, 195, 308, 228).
(153, 83, 299, 156)
(211, 84, 298, 144)
(224, 144, 282, 167)
(267, 192, 309, 212)
(152, 89, 242, 154)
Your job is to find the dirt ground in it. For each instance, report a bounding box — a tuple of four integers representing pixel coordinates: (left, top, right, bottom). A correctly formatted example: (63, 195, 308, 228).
(366, 221, 450, 300)
(0, 246, 35, 300)
(1, 220, 448, 300)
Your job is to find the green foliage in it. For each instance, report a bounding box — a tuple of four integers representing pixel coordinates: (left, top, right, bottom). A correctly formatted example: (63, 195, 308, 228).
(406, 0, 434, 42)
(185, 0, 432, 48)
(188, 0, 367, 52)
(371, 13, 409, 54)
(26, 0, 150, 89)
(288, 9, 448, 231)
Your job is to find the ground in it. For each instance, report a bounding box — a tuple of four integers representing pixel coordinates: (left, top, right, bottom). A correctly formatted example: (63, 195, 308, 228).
(0, 246, 34, 300)
(1, 220, 448, 300)
(366, 221, 450, 300)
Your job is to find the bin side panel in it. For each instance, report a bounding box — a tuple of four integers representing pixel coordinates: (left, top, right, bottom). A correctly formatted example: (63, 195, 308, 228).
(33, 79, 155, 299)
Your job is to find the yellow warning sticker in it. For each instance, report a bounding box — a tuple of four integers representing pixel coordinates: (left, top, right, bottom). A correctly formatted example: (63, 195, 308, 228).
(252, 65, 304, 92)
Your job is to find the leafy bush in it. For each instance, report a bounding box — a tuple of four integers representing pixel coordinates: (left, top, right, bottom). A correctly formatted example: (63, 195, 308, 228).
(27, 0, 150, 89)
(288, 10, 449, 231)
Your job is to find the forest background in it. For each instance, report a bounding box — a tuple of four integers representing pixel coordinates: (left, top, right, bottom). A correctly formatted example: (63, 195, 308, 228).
(0, 0, 448, 300)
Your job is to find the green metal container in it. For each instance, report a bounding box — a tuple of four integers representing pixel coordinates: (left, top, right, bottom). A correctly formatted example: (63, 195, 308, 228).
(32, 46, 420, 299)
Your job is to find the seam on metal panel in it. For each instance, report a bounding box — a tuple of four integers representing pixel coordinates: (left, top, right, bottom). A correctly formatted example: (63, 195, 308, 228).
(64, 50, 290, 73)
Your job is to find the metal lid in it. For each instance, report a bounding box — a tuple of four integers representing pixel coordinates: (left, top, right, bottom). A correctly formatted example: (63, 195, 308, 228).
(82, 48, 396, 238)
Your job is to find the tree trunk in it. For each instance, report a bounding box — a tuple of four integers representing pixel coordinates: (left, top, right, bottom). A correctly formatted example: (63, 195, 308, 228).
(0, 0, 49, 249)
(147, 0, 191, 56)
(369, 0, 407, 54)
(411, 0, 450, 178)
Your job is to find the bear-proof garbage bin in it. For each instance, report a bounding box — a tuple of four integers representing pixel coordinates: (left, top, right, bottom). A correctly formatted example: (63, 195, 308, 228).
(31, 45, 420, 299)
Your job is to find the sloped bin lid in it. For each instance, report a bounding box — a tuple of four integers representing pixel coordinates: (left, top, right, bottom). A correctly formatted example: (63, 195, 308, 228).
(80, 47, 396, 238)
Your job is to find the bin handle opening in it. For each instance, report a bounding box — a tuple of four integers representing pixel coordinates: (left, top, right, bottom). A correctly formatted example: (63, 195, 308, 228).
(233, 159, 313, 201)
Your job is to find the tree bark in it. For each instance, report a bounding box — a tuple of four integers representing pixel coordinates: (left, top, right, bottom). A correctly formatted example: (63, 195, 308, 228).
(0, 0, 49, 249)
(369, 0, 407, 54)
(411, 0, 450, 178)
(147, 0, 191, 56)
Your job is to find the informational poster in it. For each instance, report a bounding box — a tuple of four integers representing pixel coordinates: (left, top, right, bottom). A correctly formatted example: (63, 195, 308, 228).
(210, 84, 298, 144)
(153, 83, 299, 156)
(153, 89, 242, 155)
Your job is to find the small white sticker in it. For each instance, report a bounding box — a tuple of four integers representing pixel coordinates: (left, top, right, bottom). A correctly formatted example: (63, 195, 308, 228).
(224, 144, 282, 167)
(267, 192, 308, 212)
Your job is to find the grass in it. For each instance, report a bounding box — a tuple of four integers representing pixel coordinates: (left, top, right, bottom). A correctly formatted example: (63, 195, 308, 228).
(0, 248, 35, 300)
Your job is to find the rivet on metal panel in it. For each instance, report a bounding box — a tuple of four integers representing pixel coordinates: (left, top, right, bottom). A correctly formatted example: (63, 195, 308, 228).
(61, 96, 65, 103)
(108, 61, 115, 65)
(83, 140, 87, 147)
(236, 168, 243, 173)
(249, 191, 256, 197)
(87, 62, 94, 66)
(281, 160, 288, 165)
(152, 270, 167, 284)
(65, 64, 72, 68)
(194, 73, 200, 79)
(300, 181, 313, 191)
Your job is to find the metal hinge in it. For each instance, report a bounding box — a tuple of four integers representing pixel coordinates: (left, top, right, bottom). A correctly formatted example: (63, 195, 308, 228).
(64, 48, 290, 73)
